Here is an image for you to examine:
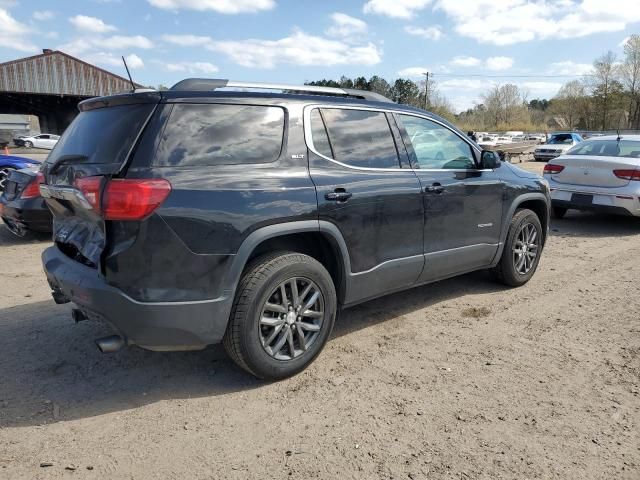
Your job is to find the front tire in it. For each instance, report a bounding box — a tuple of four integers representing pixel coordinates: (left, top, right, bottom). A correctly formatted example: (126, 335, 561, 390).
(494, 209, 543, 287)
(223, 252, 337, 380)
(24, 141, 33, 148)
(0, 167, 15, 192)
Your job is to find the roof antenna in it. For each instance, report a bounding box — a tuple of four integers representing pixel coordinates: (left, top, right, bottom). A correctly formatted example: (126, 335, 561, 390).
(616, 129, 621, 142)
(121, 55, 136, 92)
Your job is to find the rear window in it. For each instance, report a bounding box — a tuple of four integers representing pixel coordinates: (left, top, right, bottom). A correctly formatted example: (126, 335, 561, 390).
(313, 108, 400, 169)
(567, 139, 640, 158)
(46, 104, 154, 165)
(547, 134, 573, 144)
(155, 104, 285, 167)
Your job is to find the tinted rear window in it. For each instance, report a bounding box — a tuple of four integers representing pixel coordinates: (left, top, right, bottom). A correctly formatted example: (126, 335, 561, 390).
(155, 104, 285, 167)
(317, 108, 400, 169)
(46, 104, 154, 164)
(567, 139, 640, 158)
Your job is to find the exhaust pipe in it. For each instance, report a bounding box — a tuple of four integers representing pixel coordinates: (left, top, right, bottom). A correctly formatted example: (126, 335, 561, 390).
(71, 309, 87, 323)
(95, 335, 125, 354)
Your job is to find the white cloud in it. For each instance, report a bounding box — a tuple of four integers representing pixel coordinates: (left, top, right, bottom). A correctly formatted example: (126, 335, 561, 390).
(162, 34, 213, 47)
(363, 0, 432, 19)
(404, 25, 443, 40)
(0, 8, 38, 52)
(33, 10, 54, 21)
(485, 56, 514, 71)
(619, 36, 630, 48)
(125, 53, 144, 69)
(547, 60, 593, 75)
(435, 0, 640, 46)
(69, 15, 117, 33)
(398, 67, 429, 77)
(162, 61, 219, 74)
(102, 35, 153, 49)
(164, 30, 381, 69)
(450, 55, 481, 67)
(147, 0, 275, 14)
(326, 12, 367, 38)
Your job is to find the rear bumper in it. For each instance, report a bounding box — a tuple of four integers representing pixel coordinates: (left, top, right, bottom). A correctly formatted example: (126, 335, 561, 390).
(533, 152, 561, 161)
(0, 197, 52, 235)
(550, 188, 640, 216)
(42, 246, 232, 350)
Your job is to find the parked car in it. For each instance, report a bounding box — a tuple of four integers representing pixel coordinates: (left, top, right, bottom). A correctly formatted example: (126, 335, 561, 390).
(21, 133, 60, 150)
(534, 132, 583, 161)
(40, 79, 550, 380)
(543, 135, 640, 218)
(495, 136, 513, 144)
(0, 154, 41, 192)
(0, 167, 52, 236)
(12, 134, 30, 147)
(511, 135, 526, 142)
(478, 135, 498, 147)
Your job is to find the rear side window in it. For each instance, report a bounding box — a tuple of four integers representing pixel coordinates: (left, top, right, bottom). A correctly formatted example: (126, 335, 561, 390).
(47, 104, 154, 165)
(313, 108, 400, 169)
(155, 104, 285, 167)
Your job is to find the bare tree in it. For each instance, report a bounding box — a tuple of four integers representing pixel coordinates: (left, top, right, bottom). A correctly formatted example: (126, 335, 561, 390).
(551, 80, 587, 129)
(621, 35, 640, 129)
(589, 51, 624, 130)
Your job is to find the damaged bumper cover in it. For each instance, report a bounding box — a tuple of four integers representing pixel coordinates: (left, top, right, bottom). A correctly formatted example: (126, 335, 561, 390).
(42, 246, 231, 351)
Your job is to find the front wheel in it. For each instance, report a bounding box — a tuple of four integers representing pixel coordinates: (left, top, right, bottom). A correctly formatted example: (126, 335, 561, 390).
(24, 141, 33, 148)
(223, 252, 337, 380)
(493, 209, 543, 287)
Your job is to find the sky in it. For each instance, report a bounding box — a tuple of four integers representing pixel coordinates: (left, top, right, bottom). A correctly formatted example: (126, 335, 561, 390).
(1, 0, 639, 112)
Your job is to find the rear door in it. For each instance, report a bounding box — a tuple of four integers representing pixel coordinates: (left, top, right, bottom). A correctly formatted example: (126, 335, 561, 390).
(41, 95, 159, 267)
(306, 106, 424, 304)
(394, 113, 504, 282)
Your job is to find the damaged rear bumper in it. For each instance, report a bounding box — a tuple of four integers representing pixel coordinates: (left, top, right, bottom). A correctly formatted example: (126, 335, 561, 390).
(42, 246, 232, 351)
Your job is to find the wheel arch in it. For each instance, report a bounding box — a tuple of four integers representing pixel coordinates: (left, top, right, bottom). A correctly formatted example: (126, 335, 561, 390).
(225, 221, 351, 307)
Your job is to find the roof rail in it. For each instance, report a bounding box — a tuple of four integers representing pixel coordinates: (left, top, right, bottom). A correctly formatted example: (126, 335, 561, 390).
(169, 78, 394, 103)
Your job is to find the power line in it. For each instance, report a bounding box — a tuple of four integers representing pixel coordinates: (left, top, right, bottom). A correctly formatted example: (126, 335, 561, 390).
(431, 73, 594, 78)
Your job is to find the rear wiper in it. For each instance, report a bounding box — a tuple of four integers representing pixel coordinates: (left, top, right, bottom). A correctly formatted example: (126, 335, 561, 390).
(48, 154, 89, 175)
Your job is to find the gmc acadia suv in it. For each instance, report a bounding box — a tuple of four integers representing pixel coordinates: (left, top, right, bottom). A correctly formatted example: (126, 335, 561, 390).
(41, 79, 550, 380)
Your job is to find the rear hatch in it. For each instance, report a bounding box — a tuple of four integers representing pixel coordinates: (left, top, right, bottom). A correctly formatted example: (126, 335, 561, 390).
(551, 155, 639, 188)
(41, 92, 160, 267)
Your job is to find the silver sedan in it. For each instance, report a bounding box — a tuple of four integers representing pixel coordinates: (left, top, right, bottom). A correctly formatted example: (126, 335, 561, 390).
(543, 135, 640, 218)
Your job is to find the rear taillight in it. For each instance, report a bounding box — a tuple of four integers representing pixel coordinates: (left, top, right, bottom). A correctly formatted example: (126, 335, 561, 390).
(613, 169, 640, 180)
(20, 172, 45, 199)
(102, 179, 172, 220)
(543, 164, 564, 174)
(73, 176, 171, 220)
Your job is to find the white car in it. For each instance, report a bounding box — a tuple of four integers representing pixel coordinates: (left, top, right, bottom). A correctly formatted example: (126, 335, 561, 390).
(22, 134, 60, 150)
(543, 135, 640, 218)
(534, 132, 583, 161)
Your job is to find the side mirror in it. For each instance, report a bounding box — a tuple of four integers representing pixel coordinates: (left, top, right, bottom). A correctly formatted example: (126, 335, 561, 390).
(480, 150, 501, 169)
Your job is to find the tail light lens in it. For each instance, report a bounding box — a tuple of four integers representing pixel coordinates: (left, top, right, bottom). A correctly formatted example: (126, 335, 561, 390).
(613, 169, 640, 180)
(543, 164, 564, 174)
(20, 172, 45, 199)
(73, 177, 171, 220)
(102, 179, 172, 220)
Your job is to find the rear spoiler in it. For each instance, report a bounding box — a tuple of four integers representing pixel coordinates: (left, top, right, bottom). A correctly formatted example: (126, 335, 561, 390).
(78, 91, 162, 112)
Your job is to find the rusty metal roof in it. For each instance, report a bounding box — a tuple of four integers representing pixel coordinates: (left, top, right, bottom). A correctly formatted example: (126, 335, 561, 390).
(0, 50, 142, 96)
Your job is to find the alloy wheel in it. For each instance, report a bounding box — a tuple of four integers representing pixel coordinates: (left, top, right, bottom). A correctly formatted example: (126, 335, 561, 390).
(513, 222, 539, 275)
(259, 277, 324, 361)
(0, 168, 11, 192)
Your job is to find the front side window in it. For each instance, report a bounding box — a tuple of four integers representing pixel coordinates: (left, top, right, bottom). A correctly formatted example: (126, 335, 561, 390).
(399, 115, 476, 170)
(312, 108, 400, 169)
(155, 104, 285, 167)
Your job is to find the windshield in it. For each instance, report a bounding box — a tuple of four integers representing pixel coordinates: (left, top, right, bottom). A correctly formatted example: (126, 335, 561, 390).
(566, 139, 640, 158)
(547, 134, 574, 145)
(46, 104, 155, 165)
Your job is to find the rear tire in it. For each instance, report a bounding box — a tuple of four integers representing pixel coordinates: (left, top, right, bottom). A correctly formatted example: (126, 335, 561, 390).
(493, 208, 543, 287)
(223, 252, 337, 380)
(551, 206, 567, 219)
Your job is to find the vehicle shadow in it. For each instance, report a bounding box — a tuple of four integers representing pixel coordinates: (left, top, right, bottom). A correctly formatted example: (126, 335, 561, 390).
(0, 270, 505, 428)
(548, 210, 640, 238)
(0, 222, 51, 245)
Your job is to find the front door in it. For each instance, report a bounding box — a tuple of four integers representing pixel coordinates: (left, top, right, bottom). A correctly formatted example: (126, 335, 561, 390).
(306, 106, 425, 304)
(394, 113, 504, 283)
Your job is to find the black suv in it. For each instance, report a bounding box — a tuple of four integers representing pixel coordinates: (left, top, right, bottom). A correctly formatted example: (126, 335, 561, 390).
(41, 79, 550, 379)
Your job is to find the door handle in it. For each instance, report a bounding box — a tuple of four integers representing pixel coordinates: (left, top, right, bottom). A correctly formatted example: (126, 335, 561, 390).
(325, 189, 352, 202)
(425, 183, 445, 194)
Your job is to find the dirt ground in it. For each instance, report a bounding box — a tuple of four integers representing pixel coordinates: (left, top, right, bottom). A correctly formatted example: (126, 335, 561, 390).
(1, 161, 639, 479)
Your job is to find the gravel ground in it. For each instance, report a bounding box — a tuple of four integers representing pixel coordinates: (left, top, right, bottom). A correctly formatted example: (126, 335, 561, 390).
(0, 161, 639, 479)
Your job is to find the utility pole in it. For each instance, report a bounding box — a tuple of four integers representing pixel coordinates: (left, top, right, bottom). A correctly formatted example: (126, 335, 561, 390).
(422, 72, 430, 110)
